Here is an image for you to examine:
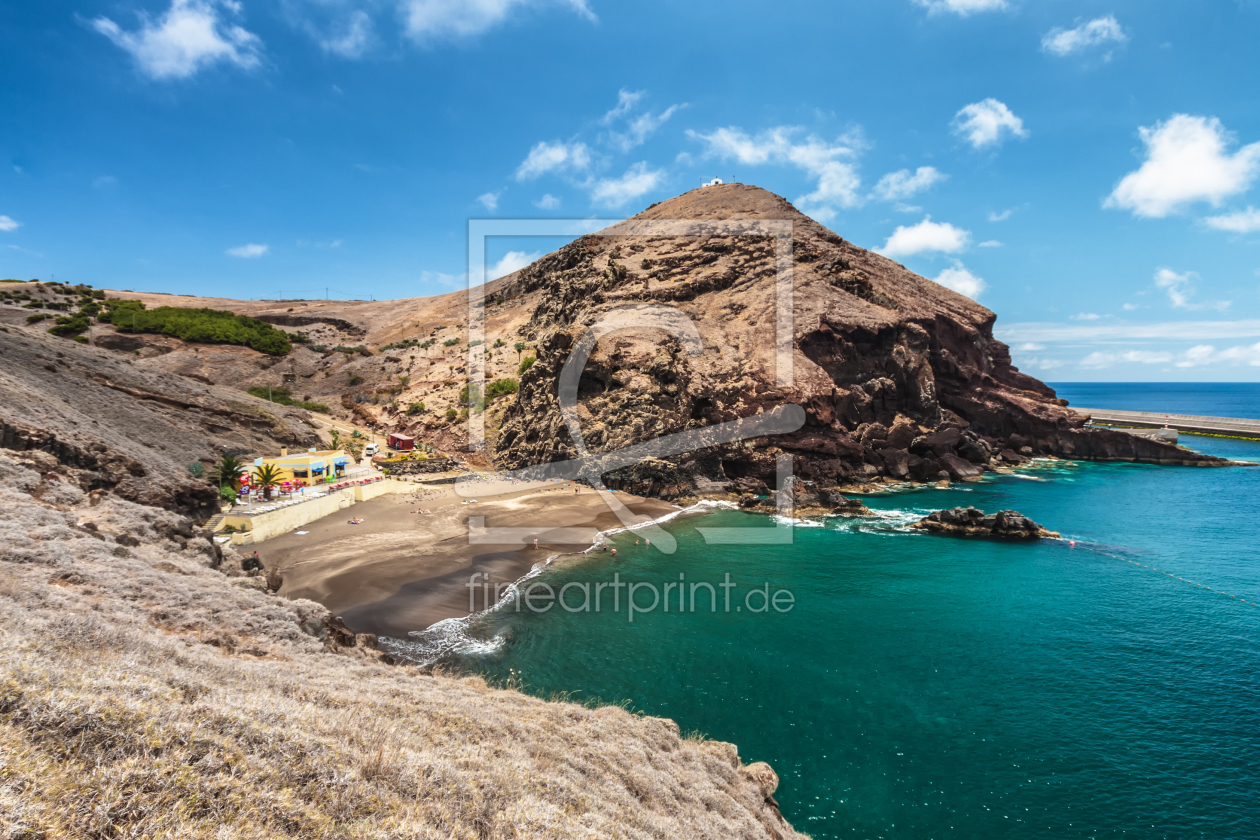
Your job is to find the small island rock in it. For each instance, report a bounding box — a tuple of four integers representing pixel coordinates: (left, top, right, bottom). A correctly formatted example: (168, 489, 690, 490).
(911, 506, 1059, 539)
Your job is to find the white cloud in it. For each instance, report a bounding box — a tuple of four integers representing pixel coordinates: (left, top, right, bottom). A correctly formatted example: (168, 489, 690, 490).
(978, 240, 1002, 248)
(320, 9, 373, 57)
(988, 208, 1014, 222)
(609, 105, 682, 152)
(1177, 345, 1218, 367)
(490, 250, 541, 279)
(1203, 207, 1260, 233)
(1122, 302, 1140, 310)
(952, 99, 1028, 149)
(872, 166, 946, 202)
(1073, 313, 1102, 320)
(588, 162, 665, 209)
(601, 89, 644, 124)
(1081, 351, 1117, 368)
(879, 216, 970, 258)
(515, 140, 592, 181)
(934, 263, 986, 299)
(534, 193, 561, 209)
(893, 202, 922, 214)
(400, 0, 594, 41)
(1105, 115, 1260, 218)
(1154, 267, 1230, 311)
(0, 215, 19, 232)
(477, 191, 500, 211)
(913, 0, 1007, 16)
(92, 0, 263, 80)
(226, 243, 268, 258)
(1016, 342, 1045, 351)
(688, 126, 864, 212)
(996, 319, 1260, 343)
(1041, 15, 1127, 57)
(1122, 350, 1173, 364)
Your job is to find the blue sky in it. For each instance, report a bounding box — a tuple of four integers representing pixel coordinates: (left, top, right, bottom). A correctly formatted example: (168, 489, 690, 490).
(3, 0, 1260, 381)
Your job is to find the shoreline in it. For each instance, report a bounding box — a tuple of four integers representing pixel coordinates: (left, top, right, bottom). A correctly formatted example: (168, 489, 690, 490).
(261, 479, 680, 638)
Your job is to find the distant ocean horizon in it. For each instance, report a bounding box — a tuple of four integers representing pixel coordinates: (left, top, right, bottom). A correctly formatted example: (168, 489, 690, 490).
(1047, 381, 1260, 420)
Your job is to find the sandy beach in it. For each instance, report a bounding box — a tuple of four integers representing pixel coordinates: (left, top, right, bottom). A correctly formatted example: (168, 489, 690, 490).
(259, 478, 679, 637)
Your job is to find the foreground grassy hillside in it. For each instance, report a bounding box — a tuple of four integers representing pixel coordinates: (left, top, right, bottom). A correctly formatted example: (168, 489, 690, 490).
(0, 446, 802, 839)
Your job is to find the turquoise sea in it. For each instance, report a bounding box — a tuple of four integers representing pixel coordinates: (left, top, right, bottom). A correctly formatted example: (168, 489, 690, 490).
(423, 391, 1260, 839)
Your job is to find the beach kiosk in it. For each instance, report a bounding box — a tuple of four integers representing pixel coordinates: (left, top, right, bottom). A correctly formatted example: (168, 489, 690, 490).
(253, 447, 350, 488)
(387, 433, 415, 452)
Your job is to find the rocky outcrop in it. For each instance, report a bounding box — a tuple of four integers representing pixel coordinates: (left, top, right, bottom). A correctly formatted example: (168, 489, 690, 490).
(0, 324, 319, 516)
(912, 507, 1060, 539)
(490, 185, 1225, 495)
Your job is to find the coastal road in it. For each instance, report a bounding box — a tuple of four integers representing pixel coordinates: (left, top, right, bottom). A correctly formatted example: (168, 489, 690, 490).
(1073, 408, 1260, 441)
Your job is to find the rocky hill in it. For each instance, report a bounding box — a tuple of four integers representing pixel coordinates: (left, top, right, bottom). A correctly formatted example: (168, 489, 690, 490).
(491, 184, 1222, 494)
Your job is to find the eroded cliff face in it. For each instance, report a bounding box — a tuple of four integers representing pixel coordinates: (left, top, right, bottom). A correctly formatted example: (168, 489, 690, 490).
(493, 184, 1221, 496)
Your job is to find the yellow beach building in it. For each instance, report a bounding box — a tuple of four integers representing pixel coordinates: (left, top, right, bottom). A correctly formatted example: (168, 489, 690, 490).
(251, 448, 351, 488)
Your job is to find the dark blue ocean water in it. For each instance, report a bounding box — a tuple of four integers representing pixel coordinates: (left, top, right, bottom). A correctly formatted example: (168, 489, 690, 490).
(1048, 382, 1260, 420)
(445, 430, 1260, 839)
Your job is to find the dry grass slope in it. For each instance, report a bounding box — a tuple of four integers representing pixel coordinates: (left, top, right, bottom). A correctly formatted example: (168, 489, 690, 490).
(0, 450, 805, 839)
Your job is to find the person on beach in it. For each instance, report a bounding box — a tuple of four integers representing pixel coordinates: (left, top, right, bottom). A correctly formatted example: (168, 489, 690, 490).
(242, 551, 263, 573)
(611, 548, 617, 557)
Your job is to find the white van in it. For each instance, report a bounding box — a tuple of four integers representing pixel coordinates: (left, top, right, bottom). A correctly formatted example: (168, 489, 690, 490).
(363, 443, 379, 458)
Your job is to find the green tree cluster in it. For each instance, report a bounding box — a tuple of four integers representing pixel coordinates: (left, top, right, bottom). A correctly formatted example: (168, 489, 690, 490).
(104, 301, 293, 355)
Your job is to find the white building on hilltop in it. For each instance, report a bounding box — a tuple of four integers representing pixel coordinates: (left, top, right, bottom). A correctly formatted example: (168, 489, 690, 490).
(702, 178, 724, 187)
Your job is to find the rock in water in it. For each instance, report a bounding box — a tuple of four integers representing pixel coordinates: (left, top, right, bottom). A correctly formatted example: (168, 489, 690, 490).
(911, 507, 1060, 539)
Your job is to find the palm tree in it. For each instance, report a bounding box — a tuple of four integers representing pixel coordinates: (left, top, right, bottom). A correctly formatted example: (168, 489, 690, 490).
(253, 464, 284, 500)
(514, 341, 526, 361)
(329, 429, 341, 450)
(211, 455, 246, 490)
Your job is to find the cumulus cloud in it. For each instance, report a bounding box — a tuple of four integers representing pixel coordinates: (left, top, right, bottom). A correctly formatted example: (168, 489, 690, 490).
(934, 263, 986, 299)
(1154, 267, 1230, 311)
(689, 126, 864, 212)
(878, 216, 970, 258)
(534, 193, 561, 209)
(400, 0, 594, 41)
(1123, 350, 1173, 364)
(988, 208, 1014, 222)
(226, 243, 268, 258)
(1080, 351, 1117, 369)
(952, 99, 1028, 149)
(490, 249, 541, 279)
(1203, 207, 1260, 233)
(515, 140, 592, 180)
(601, 89, 644, 125)
(978, 240, 1002, 248)
(872, 166, 946, 202)
(92, 0, 263, 80)
(0, 215, 19, 232)
(1041, 16, 1126, 57)
(1105, 115, 1260, 217)
(913, 0, 1007, 16)
(477, 191, 500, 211)
(588, 162, 664, 209)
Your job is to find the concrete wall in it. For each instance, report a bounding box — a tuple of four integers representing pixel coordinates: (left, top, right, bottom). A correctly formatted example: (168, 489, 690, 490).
(224, 480, 412, 544)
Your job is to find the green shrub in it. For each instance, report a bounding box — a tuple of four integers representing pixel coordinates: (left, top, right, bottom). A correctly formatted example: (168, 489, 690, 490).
(25, 313, 52, 324)
(50, 315, 90, 337)
(444, 408, 457, 421)
(187, 462, 205, 478)
(493, 338, 506, 348)
(468, 339, 483, 347)
(486, 378, 518, 400)
(103, 301, 292, 355)
(443, 337, 460, 347)
(245, 385, 329, 412)
(518, 357, 536, 375)
(407, 402, 426, 416)
(348, 374, 364, 386)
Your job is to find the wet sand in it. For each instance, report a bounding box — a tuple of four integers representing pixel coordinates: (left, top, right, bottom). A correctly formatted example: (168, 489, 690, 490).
(258, 479, 679, 637)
